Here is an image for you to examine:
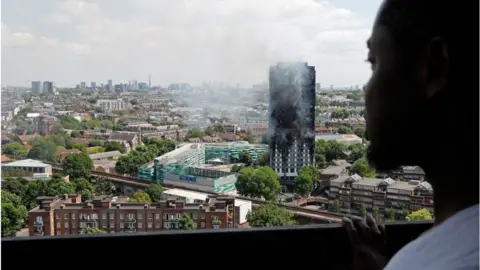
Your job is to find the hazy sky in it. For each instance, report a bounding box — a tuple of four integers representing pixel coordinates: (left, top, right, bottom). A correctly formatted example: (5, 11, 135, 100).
(2, 0, 382, 87)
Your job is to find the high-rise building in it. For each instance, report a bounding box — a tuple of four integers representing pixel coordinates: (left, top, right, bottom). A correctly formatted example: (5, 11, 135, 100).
(31, 81, 42, 94)
(43, 81, 54, 94)
(107, 80, 113, 92)
(268, 62, 316, 186)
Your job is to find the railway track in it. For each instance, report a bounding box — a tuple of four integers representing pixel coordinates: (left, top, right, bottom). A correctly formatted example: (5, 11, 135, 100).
(50, 163, 344, 222)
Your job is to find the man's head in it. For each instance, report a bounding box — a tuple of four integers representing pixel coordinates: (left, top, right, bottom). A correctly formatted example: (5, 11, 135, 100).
(364, 0, 466, 172)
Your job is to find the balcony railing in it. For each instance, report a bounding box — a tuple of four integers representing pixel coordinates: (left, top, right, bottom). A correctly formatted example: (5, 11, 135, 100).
(2, 221, 432, 269)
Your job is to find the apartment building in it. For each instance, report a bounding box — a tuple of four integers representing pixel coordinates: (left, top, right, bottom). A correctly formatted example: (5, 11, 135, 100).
(329, 174, 433, 218)
(28, 194, 240, 236)
(96, 99, 129, 112)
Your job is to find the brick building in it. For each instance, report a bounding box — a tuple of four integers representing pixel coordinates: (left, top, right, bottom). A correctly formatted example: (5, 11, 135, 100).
(28, 194, 242, 236)
(328, 174, 434, 219)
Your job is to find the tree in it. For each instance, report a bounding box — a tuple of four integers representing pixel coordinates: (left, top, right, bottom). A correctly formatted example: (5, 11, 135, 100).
(93, 176, 116, 195)
(72, 178, 95, 200)
(246, 203, 296, 227)
(27, 138, 58, 162)
(350, 158, 375, 178)
(80, 228, 106, 234)
(258, 152, 269, 166)
(1, 190, 28, 237)
(337, 126, 353, 134)
(238, 151, 253, 166)
(204, 126, 214, 136)
(373, 205, 381, 221)
(2, 178, 26, 197)
(354, 127, 365, 139)
(230, 164, 244, 173)
(178, 214, 195, 230)
(145, 184, 164, 202)
(386, 208, 396, 222)
(347, 143, 365, 163)
(44, 179, 76, 196)
(128, 191, 152, 203)
(332, 199, 341, 213)
(2, 142, 28, 159)
(235, 166, 281, 201)
(293, 166, 317, 197)
(62, 153, 94, 179)
(104, 141, 125, 153)
(405, 208, 434, 221)
(360, 204, 367, 217)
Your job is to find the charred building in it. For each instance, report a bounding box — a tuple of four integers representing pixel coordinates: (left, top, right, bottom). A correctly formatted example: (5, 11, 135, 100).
(268, 62, 316, 186)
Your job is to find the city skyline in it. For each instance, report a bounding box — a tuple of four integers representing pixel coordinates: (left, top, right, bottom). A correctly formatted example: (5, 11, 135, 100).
(2, 0, 381, 87)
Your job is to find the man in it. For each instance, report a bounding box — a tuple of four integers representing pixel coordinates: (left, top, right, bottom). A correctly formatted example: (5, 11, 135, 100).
(342, 0, 479, 269)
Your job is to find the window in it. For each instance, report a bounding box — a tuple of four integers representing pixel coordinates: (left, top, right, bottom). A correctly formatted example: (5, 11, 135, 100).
(127, 213, 134, 219)
(102, 213, 107, 219)
(200, 222, 205, 228)
(92, 214, 98, 219)
(64, 214, 69, 219)
(213, 225, 220, 229)
(71, 213, 76, 219)
(155, 214, 160, 219)
(138, 223, 142, 228)
(56, 222, 60, 228)
(163, 214, 167, 220)
(64, 222, 69, 228)
(110, 223, 114, 228)
(56, 214, 60, 220)
(138, 213, 143, 219)
(110, 213, 114, 220)
(120, 223, 124, 229)
(193, 213, 198, 219)
(155, 223, 160, 228)
(120, 213, 124, 219)
(72, 222, 76, 229)
(35, 216, 42, 223)
(201, 214, 205, 219)
(148, 222, 152, 228)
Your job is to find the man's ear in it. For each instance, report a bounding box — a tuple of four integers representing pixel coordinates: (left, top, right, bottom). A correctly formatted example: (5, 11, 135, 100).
(425, 37, 449, 98)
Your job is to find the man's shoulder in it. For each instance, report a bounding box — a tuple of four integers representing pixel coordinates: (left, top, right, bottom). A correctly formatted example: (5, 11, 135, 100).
(385, 204, 479, 270)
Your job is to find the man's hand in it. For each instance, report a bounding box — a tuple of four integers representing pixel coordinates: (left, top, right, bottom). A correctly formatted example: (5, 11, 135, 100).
(342, 214, 388, 270)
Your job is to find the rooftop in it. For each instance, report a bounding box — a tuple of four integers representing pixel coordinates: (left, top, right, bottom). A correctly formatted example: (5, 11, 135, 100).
(163, 188, 209, 202)
(155, 143, 203, 165)
(2, 159, 51, 168)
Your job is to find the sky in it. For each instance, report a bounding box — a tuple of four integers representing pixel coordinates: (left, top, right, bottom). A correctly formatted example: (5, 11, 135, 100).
(1, 0, 382, 88)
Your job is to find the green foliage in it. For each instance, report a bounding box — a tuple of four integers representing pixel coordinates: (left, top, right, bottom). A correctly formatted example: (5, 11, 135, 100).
(332, 199, 341, 213)
(2, 142, 28, 159)
(293, 166, 318, 197)
(115, 139, 175, 175)
(178, 214, 195, 230)
(58, 115, 86, 130)
(93, 176, 116, 195)
(80, 227, 106, 234)
(315, 140, 347, 167)
(128, 191, 152, 203)
(62, 152, 94, 179)
(144, 184, 164, 202)
(405, 209, 434, 221)
(1, 190, 28, 237)
(235, 166, 281, 201)
(354, 127, 365, 139)
(103, 141, 125, 153)
(246, 203, 296, 227)
(258, 152, 269, 166)
(337, 125, 353, 134)
(238, 151, 252, 166)
(330, 108, 350, 119)
(386, 208, 396, 222)
(347, 143, 366, 163)
(373, 205, 381, 221)
(350, 158, 375, 178)
(187, 128, 205, 138)
(360, 204, 367, 217)
(27, 137, 58, 162)
(1, 178, 26, 196)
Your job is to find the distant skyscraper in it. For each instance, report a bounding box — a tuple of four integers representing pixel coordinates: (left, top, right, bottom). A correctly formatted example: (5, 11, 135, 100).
(107, 80, 113, 92)
(42, 81, 54, 94)
(149, 74, 151, 88)
(268, 62, 316, 186)
(31, 81, 42, 94)
(91, 82, 96, 90)
(80, 82, 86, 89)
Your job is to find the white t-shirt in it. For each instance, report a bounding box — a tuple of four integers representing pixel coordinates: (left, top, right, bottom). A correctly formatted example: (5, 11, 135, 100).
(385, 204, 479, 270)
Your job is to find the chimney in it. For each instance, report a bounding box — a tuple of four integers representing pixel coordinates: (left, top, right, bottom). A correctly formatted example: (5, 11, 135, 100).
(60, 204, 65, 209)
(116, 204, 121, 209)
(63, 194, 69, 200)
(199, 205, 203, 210)
(210, 206, 216, 211)
(144, 204, 148, 209)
